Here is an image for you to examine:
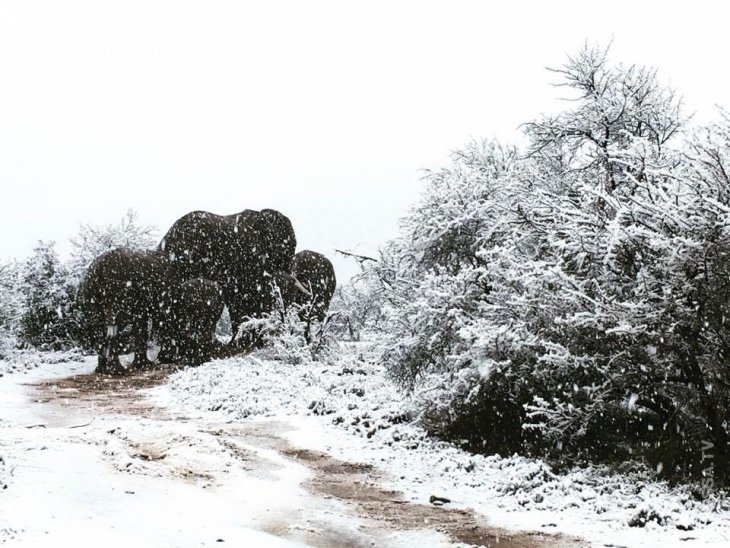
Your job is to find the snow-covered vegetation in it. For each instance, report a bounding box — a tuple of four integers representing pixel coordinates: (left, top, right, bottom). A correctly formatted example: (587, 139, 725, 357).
(4, 44, 730, 546)
(334, 44, 730, 486)
(0, 210, 157, 352)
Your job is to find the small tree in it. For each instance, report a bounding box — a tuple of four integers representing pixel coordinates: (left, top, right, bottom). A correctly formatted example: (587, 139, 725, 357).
(328, 252, 389, 342)
(0, 261, 24, 332)
(0, 261, 25, 355)
(19, 241, 76, 349)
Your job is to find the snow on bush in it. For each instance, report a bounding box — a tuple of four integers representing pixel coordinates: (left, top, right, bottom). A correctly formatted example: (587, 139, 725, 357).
(236, 290, 339, 363)
(18, 241, 78, 350)
(352, 44, 730, 484)
(0, 346, 85, 378)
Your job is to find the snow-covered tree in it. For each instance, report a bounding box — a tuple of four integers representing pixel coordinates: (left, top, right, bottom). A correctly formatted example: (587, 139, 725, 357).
(0, 261, 24, 332)
(0, 260, 25, 354)
(374, 44, 730, 484)
(18, 241, 77, 349)
(328, 254, 389, 342)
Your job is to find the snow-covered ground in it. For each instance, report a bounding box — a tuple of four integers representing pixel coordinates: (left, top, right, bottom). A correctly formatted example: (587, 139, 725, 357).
(0, 352, 480, 547)
(166, 343, 730, 547)
(2, 344, 730, 546)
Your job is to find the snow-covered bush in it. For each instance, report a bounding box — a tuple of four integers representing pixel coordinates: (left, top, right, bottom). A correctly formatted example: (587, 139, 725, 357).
(0, 262, 24, 332)
(375, 44, 730, 484)
(328, 261, 388, 342)
(18, 241, 77, 350)
(0, 261, 25, 354)
(238, 288, 338, 364)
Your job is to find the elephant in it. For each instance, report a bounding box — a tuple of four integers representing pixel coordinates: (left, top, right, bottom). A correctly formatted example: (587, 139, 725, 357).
(273, 250, 336, 341)
(158, 208, 297, 345)
(158, 278, 224, 366)
(80, 248, 174, 373)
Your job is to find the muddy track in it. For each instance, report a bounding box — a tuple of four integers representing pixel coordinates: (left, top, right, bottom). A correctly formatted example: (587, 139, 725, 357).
(31, 369, 586, 548)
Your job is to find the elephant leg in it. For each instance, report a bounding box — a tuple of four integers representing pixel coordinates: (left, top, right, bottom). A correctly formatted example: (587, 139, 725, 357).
(96, 351, 109, 371)
(227, 306, 245, 347)
(154, 314, 179, 364)
(156, 331, 179, 364)
(131, 319, 152, 369)
(96, 335, 126, 375)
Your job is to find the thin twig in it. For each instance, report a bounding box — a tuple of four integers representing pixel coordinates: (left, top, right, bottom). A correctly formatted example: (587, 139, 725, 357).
(335, 249, 378, 263)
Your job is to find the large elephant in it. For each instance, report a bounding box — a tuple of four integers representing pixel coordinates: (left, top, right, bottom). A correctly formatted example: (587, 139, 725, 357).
(80, 248, 174, 373)
(159, 278, 224, 366)
(273, 250, 336, 340)
(159, 208, 296, 344)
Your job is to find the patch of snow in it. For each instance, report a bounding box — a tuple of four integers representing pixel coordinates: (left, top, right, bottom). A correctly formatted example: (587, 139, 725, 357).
(0, 346, 87, 378)
(0, 355, 457, 547)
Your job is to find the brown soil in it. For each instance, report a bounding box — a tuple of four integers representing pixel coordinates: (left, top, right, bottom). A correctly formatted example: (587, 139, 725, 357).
(31, 366, 178, 417)
(29, 368, 587, 547)
(282, 448, 585, 548)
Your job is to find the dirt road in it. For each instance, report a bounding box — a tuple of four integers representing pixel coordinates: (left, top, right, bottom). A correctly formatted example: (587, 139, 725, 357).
(0, 362, 585, 547)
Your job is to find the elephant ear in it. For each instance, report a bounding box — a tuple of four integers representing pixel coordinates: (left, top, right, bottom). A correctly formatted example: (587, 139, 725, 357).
(256, 209, 296, 273)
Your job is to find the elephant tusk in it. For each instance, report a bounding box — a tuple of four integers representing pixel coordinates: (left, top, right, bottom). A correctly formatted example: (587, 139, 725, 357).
(292, 277, 312, 297)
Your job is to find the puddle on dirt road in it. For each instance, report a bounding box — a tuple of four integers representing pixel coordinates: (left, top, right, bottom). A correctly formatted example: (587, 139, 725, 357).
(28, 368, 585, 547)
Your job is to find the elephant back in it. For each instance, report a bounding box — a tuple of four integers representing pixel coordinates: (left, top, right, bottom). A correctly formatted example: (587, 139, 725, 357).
(159, 210, 231, 281)
(83, 248, 143, 308)
(85, 249, 171, 307)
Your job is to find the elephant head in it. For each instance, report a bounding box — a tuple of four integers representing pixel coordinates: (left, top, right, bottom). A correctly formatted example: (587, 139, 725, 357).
(270, 250, 336, 345)
(290, 250, 337, 323)
(256, 208, 296, 274)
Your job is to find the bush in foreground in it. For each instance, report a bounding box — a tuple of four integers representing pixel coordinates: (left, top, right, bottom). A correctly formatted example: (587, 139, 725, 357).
(366, 45, 730, 485)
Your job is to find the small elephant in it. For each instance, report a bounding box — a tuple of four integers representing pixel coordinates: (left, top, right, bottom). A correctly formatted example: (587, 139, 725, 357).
(273, 250, 336, 341)
(159, 208, 297, 344)
(80, 248, 174, 373)
(291, 250, 337, 323)
(159, 278, 224, 365)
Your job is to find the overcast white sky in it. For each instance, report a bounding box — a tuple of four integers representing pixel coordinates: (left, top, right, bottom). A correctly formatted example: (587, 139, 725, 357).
(1, 1, 729, 281)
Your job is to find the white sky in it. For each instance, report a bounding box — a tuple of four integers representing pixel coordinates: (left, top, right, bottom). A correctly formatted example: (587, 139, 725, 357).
(1, 1, 729, 281)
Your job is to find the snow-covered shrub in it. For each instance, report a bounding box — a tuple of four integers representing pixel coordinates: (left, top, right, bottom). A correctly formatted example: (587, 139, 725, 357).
(0, 261, 24, 334)
(237, 290, 338, 364)
(18, 241, 77, 350)
(0, 261, 25, 355)
(215, 306, 233, 343)
(0, 331, 19, 361)
(376, 44, 730, 484)
(328, 262, 388, 342)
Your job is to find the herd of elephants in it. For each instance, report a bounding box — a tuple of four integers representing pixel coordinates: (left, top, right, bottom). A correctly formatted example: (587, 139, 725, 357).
(80, 208, 336, 373)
